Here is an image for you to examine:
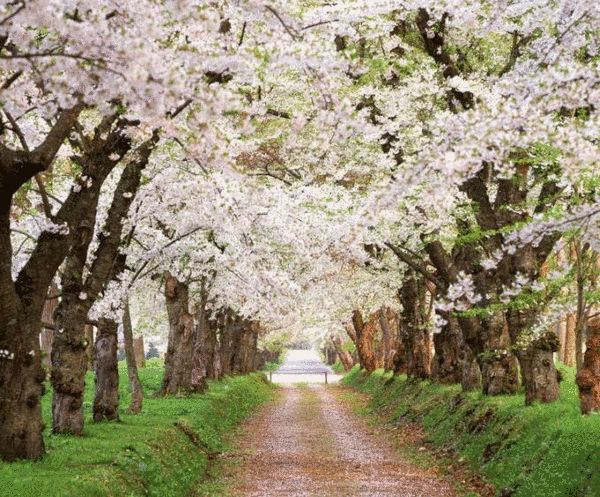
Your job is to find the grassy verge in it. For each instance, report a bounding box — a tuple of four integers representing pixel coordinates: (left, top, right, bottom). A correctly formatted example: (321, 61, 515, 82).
(344, 366, 600, 497)
(0, 360, 273, 497)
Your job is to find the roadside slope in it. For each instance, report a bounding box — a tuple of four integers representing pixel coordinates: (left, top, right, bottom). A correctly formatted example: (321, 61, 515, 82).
(0, 362, 273, 497)
(344, 367, 600, 497)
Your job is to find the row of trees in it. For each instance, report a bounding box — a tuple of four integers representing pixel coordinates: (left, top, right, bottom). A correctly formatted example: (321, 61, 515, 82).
(2, 0, 600, 462)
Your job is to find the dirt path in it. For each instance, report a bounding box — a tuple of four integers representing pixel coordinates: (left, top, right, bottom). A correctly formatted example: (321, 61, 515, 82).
(223, 384, 457, 497)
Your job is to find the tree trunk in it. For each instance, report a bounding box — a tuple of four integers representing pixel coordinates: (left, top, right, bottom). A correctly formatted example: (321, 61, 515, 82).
(432, 313, 464, 384)
(122, 301, 143, 414)
(50, 209, 98, 435)
(161, 273, 194, 395)
(391, 318, 408, 375)
(331, 334, 354, 372)
(400, 273, 431, 379)
(518, 333, 560, 405)
(205, 315, 221, 379)
(564, 314, 577, 367)
(133, 337, 145, 368)
(50, 303, 89, 435)
(40, 285, 59, 368)
(461, 347, 482, 392)
(378, 309, 397, 371)
(575, 316, 586, 372)
(507, 308, 559, 403)
(190, 294, 209, 393)
(0, 311, 46, 461)
(85, 325, 95, 370)
(480, 311, 519, 395)
(576, 317, 600, 414)
(40, 328, 54, 369)
(93, 318, 120, 422)
(220, 311, 239, 376)
(351, 310, 379, 372)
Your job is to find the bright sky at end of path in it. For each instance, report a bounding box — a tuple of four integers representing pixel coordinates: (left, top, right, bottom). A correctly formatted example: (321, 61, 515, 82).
(272, 349, 342, 384)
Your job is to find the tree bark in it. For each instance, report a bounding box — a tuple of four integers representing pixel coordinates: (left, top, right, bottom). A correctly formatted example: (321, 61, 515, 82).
(392, 320, 408, 375)
(0, 311, 46, 461)
(161, 273, 194, 395)
(480, 311, 519, 395)
(461, 347, 482, 392)
(576, 317, 600, 414)
(506, 305, 559, 403)
(378, 309, 398, 371)
(400, 273, 432, 380)
(219, 311, 239, 376)
(351, 310, 379, 372)
(190, 292, 209, 392)
(40, 284, 59, 368)
(0, 110, 133, 460)
(518, 332, 560, 405)
(205, 315, 221, 379)
(122, 300, 143, 414)
(133, 337, 145, 368)
(563, 315, 577, 366)
(85, 325, 95, 370)
(331, 334, 354, 372)
(93, 318, 120, 422)
(432, 313, 464, 384)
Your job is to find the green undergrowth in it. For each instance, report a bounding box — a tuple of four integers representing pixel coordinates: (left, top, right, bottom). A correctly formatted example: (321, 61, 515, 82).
(344, 366, 600, 497)
(0, 360, 273, 497)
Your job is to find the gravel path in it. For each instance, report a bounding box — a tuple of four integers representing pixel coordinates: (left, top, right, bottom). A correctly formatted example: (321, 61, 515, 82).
(226, 383, 457, 497)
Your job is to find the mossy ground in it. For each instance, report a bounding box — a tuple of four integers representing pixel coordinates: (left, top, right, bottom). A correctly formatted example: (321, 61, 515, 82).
(0, 359, 273, 497)
(344, 365, 600, 497)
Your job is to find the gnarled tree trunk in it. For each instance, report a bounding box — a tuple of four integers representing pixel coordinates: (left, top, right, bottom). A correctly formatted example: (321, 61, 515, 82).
(480, 312, 519, 395)
(507, 308, 559, 403)
(122, 300, 143, 414)
(161, 273, 194, 395)
(0, 310, 46, 461)
(518, 332, 560, 405)
(400, 273, 431, 380)
(51, 213, 98, 435)
(432, 313, 464, 385)
(331, 334, 354, 372)
(576, 317, 600, 414)
(351, 310, 379, 373)
(93, 318, 120, 422)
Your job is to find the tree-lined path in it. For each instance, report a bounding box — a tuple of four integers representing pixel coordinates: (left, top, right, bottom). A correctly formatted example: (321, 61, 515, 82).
(3, 2, 600, 495)
(223, 350, 454, 497)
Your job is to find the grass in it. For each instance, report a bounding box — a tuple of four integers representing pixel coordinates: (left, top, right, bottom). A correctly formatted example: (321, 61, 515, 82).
(0, 359, 273, 497)
(344, 365, 600, 497)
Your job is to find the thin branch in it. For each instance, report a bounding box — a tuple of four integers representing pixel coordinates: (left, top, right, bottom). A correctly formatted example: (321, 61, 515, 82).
(238, 21, 247, 46)
(265, 5, 300, 40)
(0, 70, 23, 91)
(384, 242, 442, 287)
(301, 19, 339, 31)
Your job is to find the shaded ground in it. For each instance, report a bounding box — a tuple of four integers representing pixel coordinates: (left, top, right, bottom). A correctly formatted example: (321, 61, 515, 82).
(222, 383, 457, 497)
